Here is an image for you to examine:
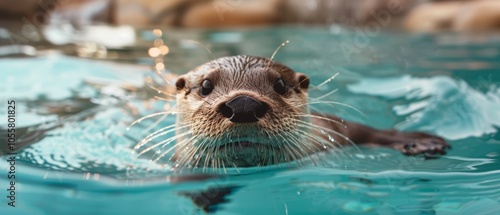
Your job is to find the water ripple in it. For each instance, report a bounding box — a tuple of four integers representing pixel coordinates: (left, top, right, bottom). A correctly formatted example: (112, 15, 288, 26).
(348, 75, 500, 140)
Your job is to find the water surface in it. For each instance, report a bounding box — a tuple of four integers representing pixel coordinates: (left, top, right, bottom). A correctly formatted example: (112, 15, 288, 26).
(1, 27, 499, 215)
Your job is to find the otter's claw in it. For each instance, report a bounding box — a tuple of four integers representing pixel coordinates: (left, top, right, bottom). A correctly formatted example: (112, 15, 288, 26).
(393, 135, 451, 157)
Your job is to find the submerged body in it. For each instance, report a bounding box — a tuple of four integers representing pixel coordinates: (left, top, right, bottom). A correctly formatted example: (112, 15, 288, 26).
(170, 55, 449, 168)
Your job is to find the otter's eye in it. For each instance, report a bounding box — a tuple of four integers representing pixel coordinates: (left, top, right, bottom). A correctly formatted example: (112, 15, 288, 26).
(201, 79, 213, 96)
(274, 78, 287, 95)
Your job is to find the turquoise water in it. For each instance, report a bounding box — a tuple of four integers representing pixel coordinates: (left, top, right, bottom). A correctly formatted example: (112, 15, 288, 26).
(1, 27, 500, 214)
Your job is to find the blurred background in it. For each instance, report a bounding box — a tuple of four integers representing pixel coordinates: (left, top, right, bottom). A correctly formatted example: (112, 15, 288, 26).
(1, 0, 499, 64)
(1, 0, 500, 30)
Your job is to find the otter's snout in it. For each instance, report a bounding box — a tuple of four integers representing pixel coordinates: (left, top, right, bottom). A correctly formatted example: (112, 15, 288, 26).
(219, 95, 269, 123)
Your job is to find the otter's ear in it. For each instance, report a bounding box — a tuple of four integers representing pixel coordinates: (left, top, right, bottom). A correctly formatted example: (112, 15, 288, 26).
(175, 75, 187, 90)
(295, 73, 309, 90)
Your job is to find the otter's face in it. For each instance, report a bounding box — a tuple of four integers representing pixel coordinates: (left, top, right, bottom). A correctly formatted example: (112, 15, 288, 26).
(174, 55, 310, 168)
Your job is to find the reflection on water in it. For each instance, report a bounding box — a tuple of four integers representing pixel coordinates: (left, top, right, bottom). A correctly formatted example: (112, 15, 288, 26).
(0, 26, 500, 214)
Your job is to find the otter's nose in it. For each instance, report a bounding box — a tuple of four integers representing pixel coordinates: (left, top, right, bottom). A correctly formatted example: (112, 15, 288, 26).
(219, 95, 269, 123)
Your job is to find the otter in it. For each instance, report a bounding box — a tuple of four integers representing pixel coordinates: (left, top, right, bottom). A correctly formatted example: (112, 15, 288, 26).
(140, 55, 450, 169)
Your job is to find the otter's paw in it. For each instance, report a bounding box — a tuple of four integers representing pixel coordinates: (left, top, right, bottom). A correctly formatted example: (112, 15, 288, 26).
(392, 135, 450, 157)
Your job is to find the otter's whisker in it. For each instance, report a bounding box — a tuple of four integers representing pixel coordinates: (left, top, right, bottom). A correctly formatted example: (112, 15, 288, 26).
(289, 130, 331, 164)
(141, 113, 169, 135)
(312, 72, 339, 89)
(268, 131, 286, 164)
(221, 158, 227, 174)
(274, 132, 306, 166)
(294, 128, 340, 152)
(310, 88, 339, 101)
(202, 141, 214, 172)
(287, 131, 319, 166)
(153, 69, 176, 87)
(279, 134, 306, 165)
(294, 120, 363, 157)
(135, 124, 190, 149)
(150, 144, 176, 162)
(295, 127, 356, 163)
(182, 135, 213, 169)
(144, 142, 177, 162)
(147, 85, 176, 98)
(153, 95, 176, 102)
(296, 101, 366, 117)
(173, 142, 197, 168)
(169, 134, 201, 167)
(200, 135, 224, 172)
(307, 106, 332, 119)
(211, 149, 217, 170)
(265, 40, 290, 72)
(142, 106, 185, 134)
(293, 114, 347, 128)
(128, 110, 180, 129)
(294, 120, 349, 146)
(285, 130, 318, 159)
(231, 162, 241, 174)
(135, 126, 176, 149)
(189, 90, 218, 106)
(293, 129, 347, 163)
(192, 138, 211, 168)
(138, 130, 193, 155)
(184, 40, 222, 70)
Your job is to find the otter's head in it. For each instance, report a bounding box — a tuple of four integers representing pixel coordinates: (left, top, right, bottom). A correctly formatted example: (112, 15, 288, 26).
(173, 55, 311, 168)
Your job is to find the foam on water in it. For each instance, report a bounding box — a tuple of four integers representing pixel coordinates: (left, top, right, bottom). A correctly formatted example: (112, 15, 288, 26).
(348, 75, 500, 140)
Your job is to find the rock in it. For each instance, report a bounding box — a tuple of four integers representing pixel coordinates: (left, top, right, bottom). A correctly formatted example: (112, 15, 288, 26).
(453, 0, 500, 31)
(405, 1, 463, 31)
(405, 0, 500, 31)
